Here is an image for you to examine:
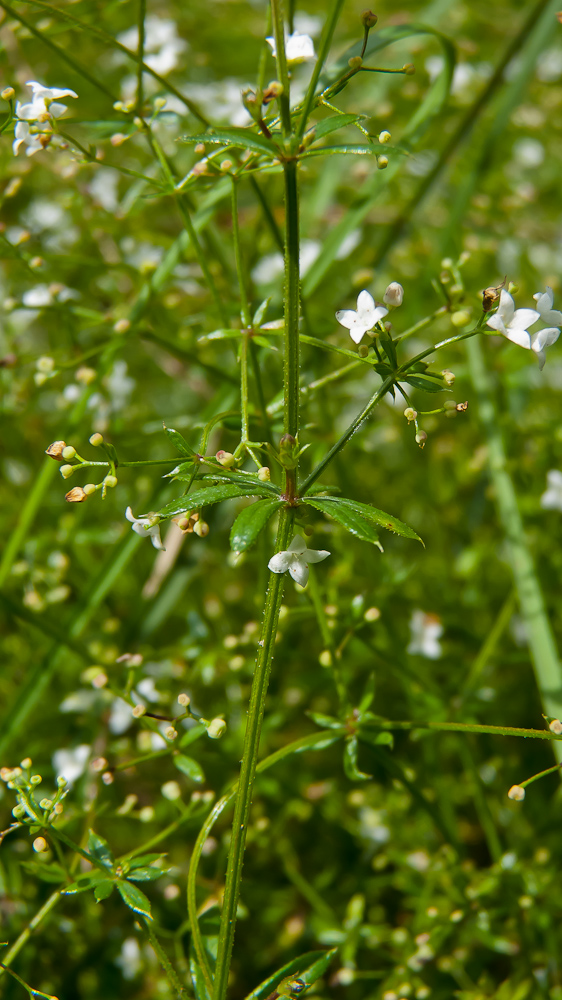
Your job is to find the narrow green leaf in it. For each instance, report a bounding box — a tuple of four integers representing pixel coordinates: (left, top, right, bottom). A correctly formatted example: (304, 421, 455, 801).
(230, 499, 283, 553)
(404, 374, 445, 393)
(308, 496, 422, 544)
(153, 483, 274, 519)
(343, 736, 371, 781)
(127, 867, 166, 882)
(244, 949, 338, 1000)
(253, 296, 271, 326)
(117, 879, 153, 920)
(181, 128, 279, 158)
(307, 113, 364, 142)
(87, 830, 114, 869)
(304, 497, 383, 550)
(358, 673, 376, 714)
(164, 424, 197, 459)
(94, 880, 115, 901)
(307, 711, 343, 730)
(374, 731, 394, 748)
(190, 947, 213, 1000)
(61, 872, 109, 895)
(173, 754, 205, 783)
(301, 143, 376, 158)
(128, 854, 167, 869)
(20, 861, 67, 884)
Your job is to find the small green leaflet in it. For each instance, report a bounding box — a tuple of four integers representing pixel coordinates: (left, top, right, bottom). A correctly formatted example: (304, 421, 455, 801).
(403, 373, 446, 393)
(127, 867, 166, 882)
(164, 424, 197, 458)
(94, 880, 114, 901)
(117, 879, 153, 920)
(306, 113, 364, 142)
(173, 754, 205, 783)
(244, 949, 338, 1000)
(343, 736, 371, 781)
(230, 499, 283, 553)
(181, 127, 279, 158)
(153, 483, 274, 519)
(301, 143, 377, 158)
(303, 497, 383, 551)
(87, 829, 114, 869)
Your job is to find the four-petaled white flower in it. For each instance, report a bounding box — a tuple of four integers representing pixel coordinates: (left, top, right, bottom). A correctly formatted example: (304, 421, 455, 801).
(407, 610, 443, 659)
(335, 290, 388, 344)
(268, 534, 330, 587)
(13, 80, 78, 156)
(486, 289, 539, 349)
(540, 470, 562, 512)
(125, 507, 165, 550)
(530, 285, 561, 369)
(383, 281, 404, 307)
(266, 31, 315, 63)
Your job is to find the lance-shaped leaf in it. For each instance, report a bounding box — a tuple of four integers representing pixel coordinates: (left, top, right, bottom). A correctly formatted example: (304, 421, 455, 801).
(87, 829, 114, 869)
(62, 871, 111, 895)
(301, 143, 377, 158)
(94, 880, 115, 901)
(306, 496, 422, 543)
(344, 736, 372, 781)
(305, 113, 364, 143)
(244, 949, 338, 1000)
(153, 483, 274, 520)
(21, 861, 68, 884)
(127, 866, 167, 882)
(128, 853, 167, 868)
(230, 498, 283, 553)
(403, 373, 446, 393)
(181, 127, 280, 159)
(166, 467, 280, 495)
(173, 753, 205, 783)
(307, 711, 343, 730)
(164, 424, 197, 459)
(117, 879, 153, 920)
(190, 947, 213, 1000)
(303, 497, 383, 550)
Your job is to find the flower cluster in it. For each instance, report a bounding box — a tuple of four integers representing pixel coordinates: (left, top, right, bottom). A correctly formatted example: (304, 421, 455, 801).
(487, 287, 561, 369)
(266, 31, 315, 63)
(336, 283, 404, 344)
(13, 80, 77, 157)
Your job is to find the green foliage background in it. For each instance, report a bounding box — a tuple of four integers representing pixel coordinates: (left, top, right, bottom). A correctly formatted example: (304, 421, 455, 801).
(1, 1, 562, 998)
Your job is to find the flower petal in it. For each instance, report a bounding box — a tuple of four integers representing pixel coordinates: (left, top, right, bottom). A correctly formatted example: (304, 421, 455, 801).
(288, 558, 309, 587)
(486, 314, 506, 335)
(531, 327, 560, 353)
(125, 506, 136, 523)
(534, 287, 554, 314)
(148, 525, 165, 550)
(268, 550, 292, 574)
(496, 289, 515, 325)
(510, 308, 539, 330)
(335, 308, 359, 331)
(302, 548, 331, 564)
(287, 534, 307, 554)
(504, 327, 531, 349)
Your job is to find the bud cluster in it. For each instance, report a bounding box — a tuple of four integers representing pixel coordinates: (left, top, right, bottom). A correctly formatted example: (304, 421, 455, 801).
(46, 433, 120, 503)
(1, 757, 69, 828)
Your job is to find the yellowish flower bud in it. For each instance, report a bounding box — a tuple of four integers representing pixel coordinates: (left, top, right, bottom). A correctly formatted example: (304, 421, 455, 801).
(83, 483, 97, 496)
(132, 704, 146, 718)
(33, 837, 48, 853)
(216, 450, 235, 467)
(62, 445, 76, 461)
(102, 771, 114, 785)
(104, 475, 118, 488)
(378, 130, 391, 144)
(257, 466, 271, 482)
(30, 256, 44, 269)
(165, 726, 178, 741)
(364, 606, 381, 621)
(110, 133, 127, 146)
(193, 520, 209, 537)
(549, 718, 562, 735)
(207, 718, 227, 739)
(178, 693, 191, 707)
(404, 407, 417, 422)
(361, 9, 378, 27)
(37, 355, 55, 373)
(60, 464, 75, 479)
(113, 318, 131, 334)
(76, 366, 96, 385)
(451, 310, 471, 328)
(154, 97, 167, 110)
(377, 155, 389, 169)
(89, 432, 104, 447)
(348, 56, 363, 70)
(5, 177, 22, 198)
(1, 86, 15, 101)
(403, 63, 416, 75)
(508, 784, 525, 801)
(20, 757, 32, 769)
(319, 650, 332, 667)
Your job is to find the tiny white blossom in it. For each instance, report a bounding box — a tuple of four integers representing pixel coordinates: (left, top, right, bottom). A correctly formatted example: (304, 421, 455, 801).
(533, 286, 562, 327)
(125, 507, 165, 550)
(486, 289, 539, 349)
(266, 31, 316, 63)
(383, 282, 404, 307)
(530, 325, 560, 370)
(335, 289, 388, 344)
(540, 470, 562, 511)
(407, 610, 443, 659)
(13, 81, 77, 156)
(268, 534, 330, 587)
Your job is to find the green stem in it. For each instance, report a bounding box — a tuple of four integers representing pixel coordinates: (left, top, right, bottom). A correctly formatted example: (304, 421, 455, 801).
(296, 0, 345, 137)
(145, 920, 188, 998)
(231, 178, 251, 327)
(270, 0, 291, 135)
(359, 719, 561, 741)
(283, 159, 300, 440)
(466, 336, 562, 763)
(0, 459, 55, 588)
(136, 0, 146, 113)
(212, 508, 294, 1000)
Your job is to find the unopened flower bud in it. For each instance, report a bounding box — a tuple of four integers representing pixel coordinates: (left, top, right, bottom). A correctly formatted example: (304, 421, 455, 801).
(12, 804, 26, 818)
(76, 366, 96, 385)
(177, 517, 191, 530)
(40, 798, 53, 809)
(262, 80, 283, 104)
(508, 281, 518, 295)
(348, 56, 363, 71)
(20, 757, 32, 769)
(378, 130, 391, 144)
(193, 519, 209, 537)
(403, 63, 415, 75)
(216, 450, 235, 467)
(2, 86, 15, 101)
(30, 256, 43, 269)
(178, 693, 191, 707)
(415, 430, 427, 447)
(33, 837, 48, 852)
(165, 726, 178, 741)
(54, 802, 64, 814)
(549, 719, 562, 735)
(377, 155, 388, 169)
(257, 466, 271, 482)
(65, 487, 88, 503)
(83, 483, 97, 496)
(61, 445, 76, 461)
(279, 433, 299, 469)
(102, 771, 114, 785)
(442, 369, 455, 386)
(89, 432, 104, 447)
(104, 474, 118, 488)
(132, 704, 146, 718)
(220, 159, 233, 172)
(110, 132, 127, 146)
(444, 400, 457, 411)
(404, 407, 417, 422)
(30, 774, 42, 785)
(508, 784, 525, 801)
(358, 345, 369, 358)
(37, 356, 55, 373)
(154, 97, 167, 110)
(319, 650, 332, 667)
(92, 672, 108, 689)
(91, 757, 108, 772)
(207, 718, 227, 739)
(361, 9, 378, 27)
(46, 440, 67, 460)
(451, 309, 471, 327)
(60, 464, 75, 479)
(195, 143, 206, 154)
(113, 318, 131, 334)
(383, 281, 404, 307)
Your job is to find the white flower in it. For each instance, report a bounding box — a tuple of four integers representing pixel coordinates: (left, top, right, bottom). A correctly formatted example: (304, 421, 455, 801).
(118, 17, 187, 75)
(52, 744, 90, 786)
(266, 31, 316, 63)
(530, 325, 560, 370)
(12, 121, 45, 157)
(125, 507, 165, 550)
(22, 285, 53, 307)
(335, 290, 388, 344)
(486, 289, 539, 349)
(268, 534, 330, 587)
(407, 610, 443, 659)
(540, 470, 562, 511)
(383, 282, 404, 307)
(534, 286, 562, 326)
(13, 81, 77, 156)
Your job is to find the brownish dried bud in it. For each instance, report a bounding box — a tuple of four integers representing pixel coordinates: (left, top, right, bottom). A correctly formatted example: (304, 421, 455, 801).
(456, 401, 468, 412)
(262, 81, 283, 105)
(403, 63, 416, 75)
(65, 487, 88, 503)
(46, 441, 67, 460)
(361, 10, 378, 27)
